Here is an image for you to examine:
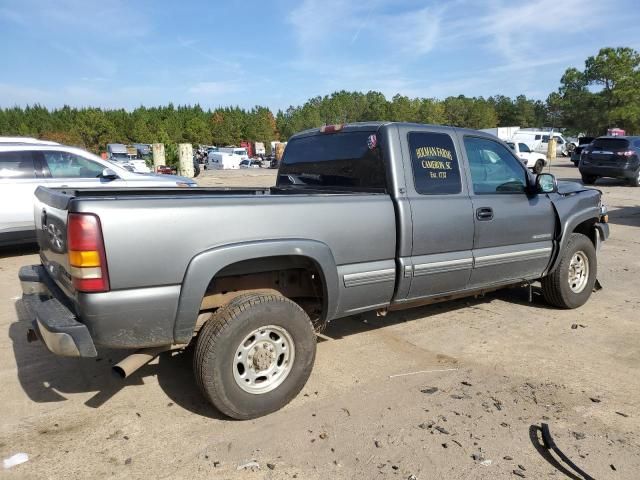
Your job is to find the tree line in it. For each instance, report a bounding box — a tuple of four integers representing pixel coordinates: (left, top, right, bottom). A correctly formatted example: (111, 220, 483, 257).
(0, 47, 637, 154)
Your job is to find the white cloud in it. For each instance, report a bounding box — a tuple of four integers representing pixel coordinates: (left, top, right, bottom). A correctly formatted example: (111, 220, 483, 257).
(447, 0, 606, 63)
(288, 0, 445, 57)
(38, 0, 150, 38)
(286, 0, 621, 102)
(385, 6, 443, 56)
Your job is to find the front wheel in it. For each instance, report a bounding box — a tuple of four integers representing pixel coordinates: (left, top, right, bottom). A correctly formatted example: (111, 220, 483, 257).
(194, 293, 316, 419)
(581, 174, 597, 185)
(541, 233, 597, 309)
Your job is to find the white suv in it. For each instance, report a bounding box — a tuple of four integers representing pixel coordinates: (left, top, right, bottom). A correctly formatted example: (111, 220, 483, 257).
(0, 142, 196, 246)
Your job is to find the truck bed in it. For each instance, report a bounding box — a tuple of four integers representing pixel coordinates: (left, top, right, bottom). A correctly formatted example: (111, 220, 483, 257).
(34, 185, 397, 298)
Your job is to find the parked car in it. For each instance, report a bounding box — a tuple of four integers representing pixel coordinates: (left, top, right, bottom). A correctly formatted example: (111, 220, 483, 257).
(0, 142, 196, 246)
(579, 136, 640, 186)
(156, 165, 176, 175)
(239, 159, 261, 168)
(19, 122, 608, 419)
(506, 141, 548, 173)
(571, 137, 595, 166)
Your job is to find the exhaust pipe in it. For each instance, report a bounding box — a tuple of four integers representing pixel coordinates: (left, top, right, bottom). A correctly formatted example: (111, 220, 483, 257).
(112, 346, 170, 379)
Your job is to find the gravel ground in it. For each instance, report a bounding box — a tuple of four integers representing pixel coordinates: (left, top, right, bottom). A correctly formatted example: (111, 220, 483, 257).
(1, 157, 639, 479)
(196, 168, 277, 188)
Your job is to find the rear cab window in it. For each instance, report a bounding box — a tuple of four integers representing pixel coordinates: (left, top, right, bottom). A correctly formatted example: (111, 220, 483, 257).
(277, 130, 386, 191)
(0, 151, 37, 179)
(407, 132, 461, 195)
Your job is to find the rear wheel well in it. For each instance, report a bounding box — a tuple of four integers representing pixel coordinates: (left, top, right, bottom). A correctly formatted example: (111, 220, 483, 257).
(199, 256, 326, 332)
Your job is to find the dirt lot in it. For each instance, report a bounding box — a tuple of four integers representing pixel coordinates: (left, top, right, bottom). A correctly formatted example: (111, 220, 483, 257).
(1, 158, 639, 479)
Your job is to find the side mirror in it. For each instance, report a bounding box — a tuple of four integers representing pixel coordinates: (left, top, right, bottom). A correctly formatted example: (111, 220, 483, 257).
(536, 173, 557, 193)
(101, 168, 118, 180)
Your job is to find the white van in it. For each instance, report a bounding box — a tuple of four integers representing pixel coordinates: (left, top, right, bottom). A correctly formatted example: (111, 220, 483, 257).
(206, 148, 248, 170)
(511, 130, 572, 156)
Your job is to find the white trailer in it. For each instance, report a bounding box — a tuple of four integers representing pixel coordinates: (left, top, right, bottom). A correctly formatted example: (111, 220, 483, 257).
(479, 126, 520, 141)
(206, 148, 248, 170)
(254, 142, 266, 156)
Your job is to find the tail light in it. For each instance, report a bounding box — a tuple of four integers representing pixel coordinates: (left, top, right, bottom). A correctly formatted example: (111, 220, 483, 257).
(618, 150, 635, 157)
(67, 213, 110, 292)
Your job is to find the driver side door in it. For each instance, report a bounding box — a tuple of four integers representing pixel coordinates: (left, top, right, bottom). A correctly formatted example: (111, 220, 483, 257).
(462, 136, 555, 288)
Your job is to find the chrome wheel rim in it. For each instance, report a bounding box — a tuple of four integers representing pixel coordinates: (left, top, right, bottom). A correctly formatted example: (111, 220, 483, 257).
(233, 325, 295, 395)
(568, 251, 589, 293)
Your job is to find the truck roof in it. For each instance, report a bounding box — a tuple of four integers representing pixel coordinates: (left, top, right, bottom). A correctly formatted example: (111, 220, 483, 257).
(290, 122, 496, 140)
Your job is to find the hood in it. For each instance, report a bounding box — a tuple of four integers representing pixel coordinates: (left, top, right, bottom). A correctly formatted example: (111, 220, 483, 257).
(557, 180, 594, 196)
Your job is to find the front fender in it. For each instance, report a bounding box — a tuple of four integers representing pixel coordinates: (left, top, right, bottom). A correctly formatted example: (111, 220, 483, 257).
(173, 239, 339, 343)
(546, 190, 601, 274)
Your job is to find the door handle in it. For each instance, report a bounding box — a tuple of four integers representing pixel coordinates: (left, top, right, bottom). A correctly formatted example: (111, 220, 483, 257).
(476, 207, 494, 221)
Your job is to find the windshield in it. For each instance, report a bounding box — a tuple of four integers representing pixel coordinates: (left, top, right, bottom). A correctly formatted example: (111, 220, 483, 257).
(277, 130, 386, 191)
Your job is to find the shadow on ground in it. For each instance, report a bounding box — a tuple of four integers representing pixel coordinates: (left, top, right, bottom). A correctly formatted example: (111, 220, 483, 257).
(607, 205, 640, 228)
(10, 285, 553, 420)
(10, 300, 227, 420)
(322, 285, 552, 340)
(0, 243, 38, 259)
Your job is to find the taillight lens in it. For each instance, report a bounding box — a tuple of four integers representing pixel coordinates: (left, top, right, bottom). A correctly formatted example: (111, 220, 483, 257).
(618, 150, 635, 157)
(68, 213, 110, 292)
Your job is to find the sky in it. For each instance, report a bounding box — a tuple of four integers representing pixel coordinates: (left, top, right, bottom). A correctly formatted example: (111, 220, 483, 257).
(1, 0, 640, 112)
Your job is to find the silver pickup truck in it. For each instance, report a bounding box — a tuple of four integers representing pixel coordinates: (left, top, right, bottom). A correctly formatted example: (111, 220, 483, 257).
(19, 122, 609, 419)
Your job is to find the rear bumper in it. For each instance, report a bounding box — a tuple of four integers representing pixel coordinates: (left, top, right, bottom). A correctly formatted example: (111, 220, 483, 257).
(19, 265, 97, 357)
(19, 264, 182, 352)
(579, 164, 637, 179)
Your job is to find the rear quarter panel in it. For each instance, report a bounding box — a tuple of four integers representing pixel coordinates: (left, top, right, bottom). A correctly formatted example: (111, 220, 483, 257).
(72, 193, 396, 290)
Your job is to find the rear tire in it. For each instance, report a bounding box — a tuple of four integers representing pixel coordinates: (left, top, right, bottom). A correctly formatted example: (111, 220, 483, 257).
(629, 169, 640, 187)
(542, 233, 597, 309)
(533, 160, 544, 174)
(194, 293, 316, 419)
(581, 174, 597, 185)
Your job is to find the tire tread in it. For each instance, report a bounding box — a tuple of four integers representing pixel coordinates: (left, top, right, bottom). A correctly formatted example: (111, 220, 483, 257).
(194, 293, 314, 419)
(542, 233, 596, 309)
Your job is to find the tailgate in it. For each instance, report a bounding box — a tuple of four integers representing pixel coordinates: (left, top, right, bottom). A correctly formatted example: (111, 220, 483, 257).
(34, 187, 76, 297)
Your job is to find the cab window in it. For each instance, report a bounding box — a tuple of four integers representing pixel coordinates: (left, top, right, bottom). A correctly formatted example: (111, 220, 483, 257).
(518, 143, 531, 153)
(0, 151, 37, 179)
(464, 136, 527, 194)
(43, 151, 105, 178)
(408, 132, 462, 195)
